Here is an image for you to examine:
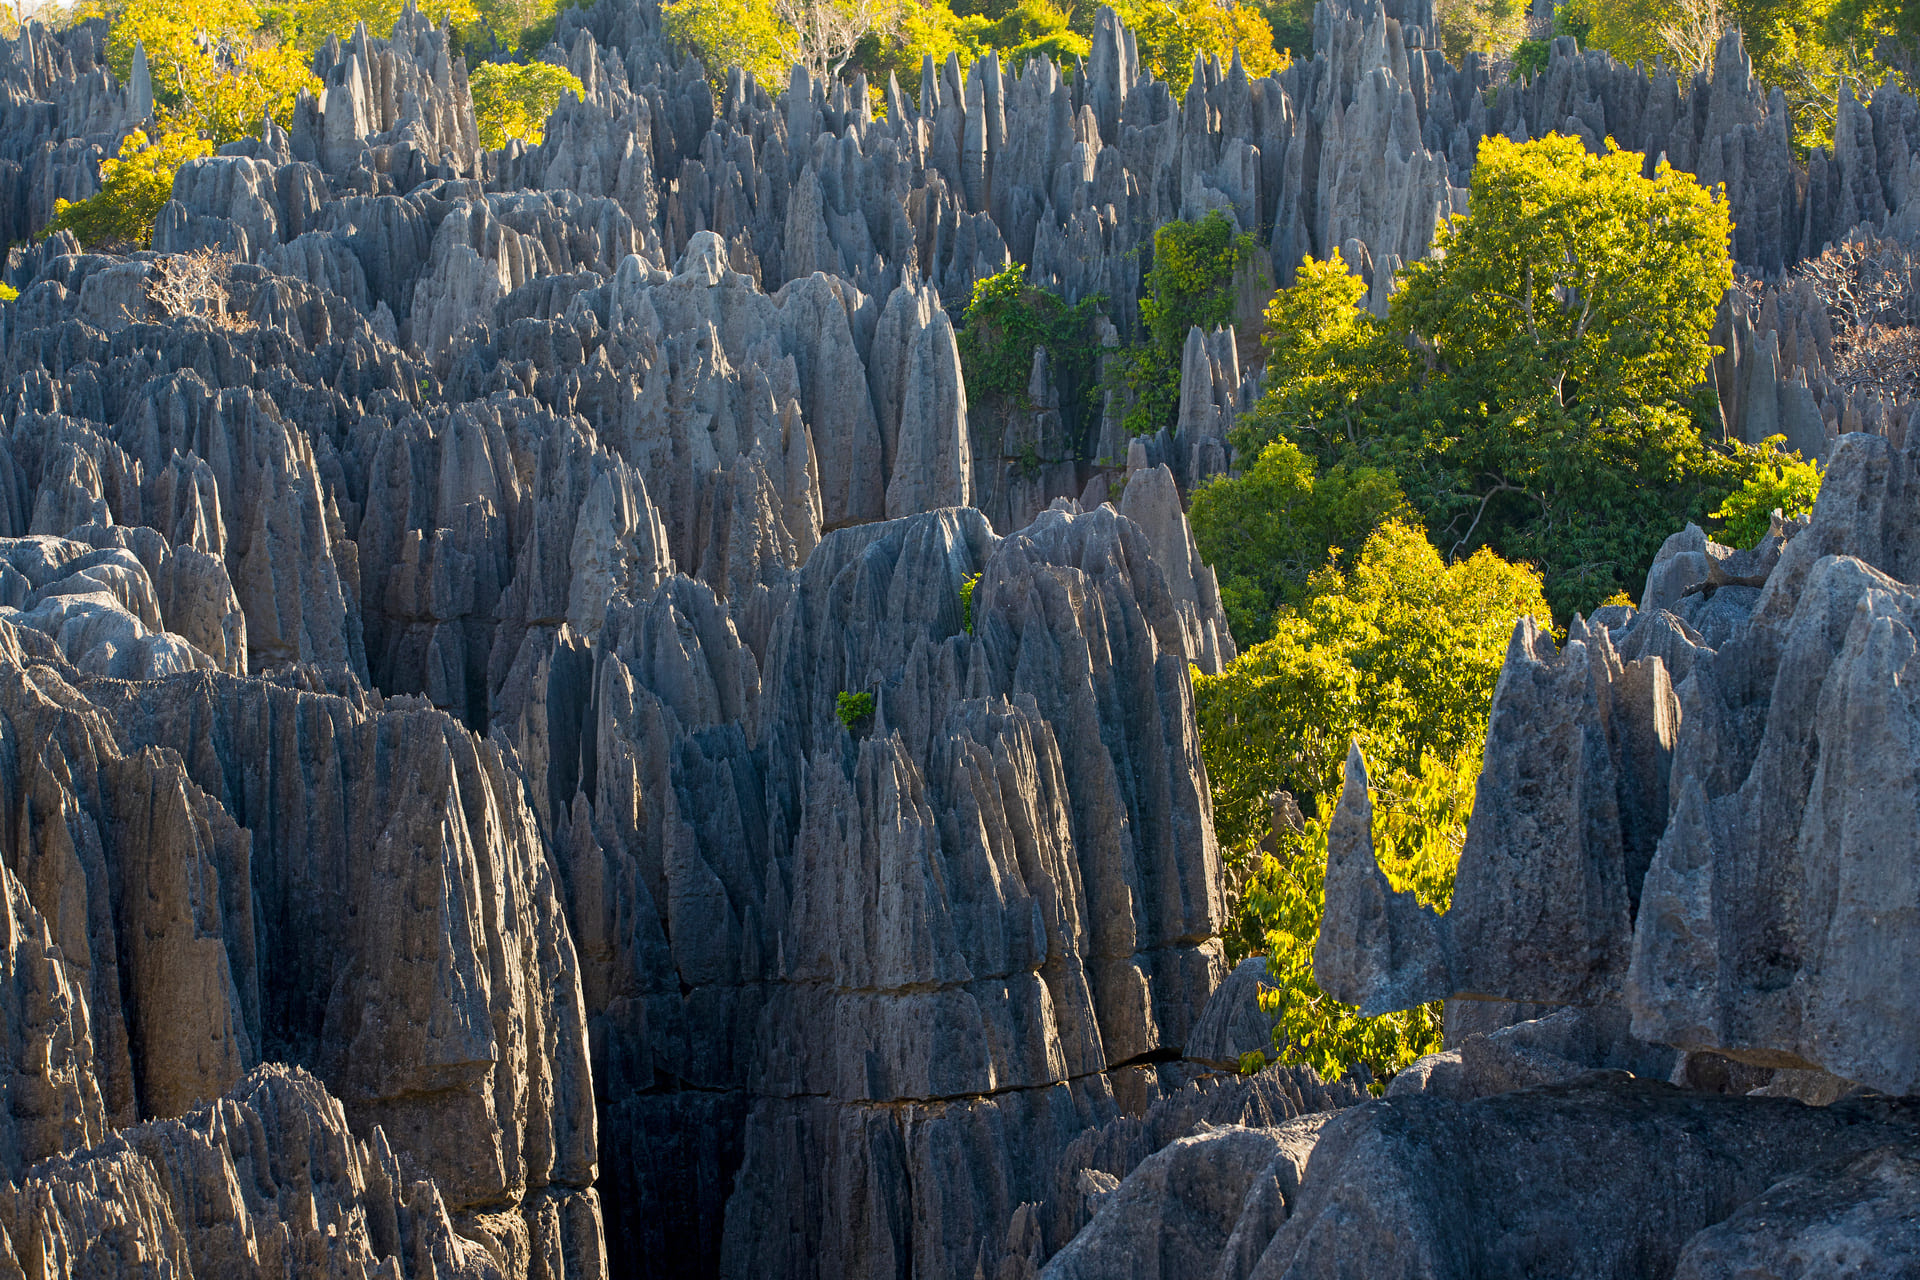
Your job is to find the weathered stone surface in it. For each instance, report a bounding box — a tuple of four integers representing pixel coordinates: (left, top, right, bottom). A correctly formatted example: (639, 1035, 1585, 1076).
(1672, 1143, 1920, 1280)
(1250, 1080, 1920, 1280)
(0, 1064, 511, 1280)
(13, 0, 1920, 1273)
(1040, 1116, 1333, 1280)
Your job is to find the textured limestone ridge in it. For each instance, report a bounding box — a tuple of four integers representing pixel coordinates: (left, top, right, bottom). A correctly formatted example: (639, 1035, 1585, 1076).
(1116, 462, 1236, 672)
(0, 531, 241, 678)
(293, 4, 482, 182)
(1312, 743, 1450, 1015)
(1245, 1080, 1920, 1280)
(1671, 1143, 1920, 1280)
(0, 620, 602, 1276)
(0, 1064, 514, 1280)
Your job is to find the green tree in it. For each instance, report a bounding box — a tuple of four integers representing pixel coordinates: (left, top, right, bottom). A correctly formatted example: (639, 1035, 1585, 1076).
(1710, 435, 1823, 546)
(1249, 250, 1413, 447)
(1256, 0, 1311, 56)
(1194, 522, 1549, 1082)
(1561, 0, 1895, 153)
(1111, 0, 1286, 95)
(104, 0, 321, 142)
(1126, 208, 1260, 436)
(1242, 133, 1744, 619)
(47, 128, 213, 248)
(663, 0, 789, 85)
(468, 59, 584, 147)
(264, 0, 481, 48)
(1430, 0, 1528, 62)
(1188, 439, 1412, 645)
(1194, 520, 1550, 858)
(956, 263, 1101, 421)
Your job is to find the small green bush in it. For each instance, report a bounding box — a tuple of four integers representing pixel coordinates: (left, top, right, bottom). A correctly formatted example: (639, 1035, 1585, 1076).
(1711, 435, 1823, 548)
(0, 282, 17, 303)
(1125, 209, 1260, 437)
(957, 263, 1102, 415)
(959, 572, 981, 635)
(836, 690, 874, 730)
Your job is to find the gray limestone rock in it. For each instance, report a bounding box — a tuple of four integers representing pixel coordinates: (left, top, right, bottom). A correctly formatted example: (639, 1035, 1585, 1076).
(0, 1064, 510, 1280)
(1249, 1080, 1920, 1280)
(1672, 1143, 1920, 1280)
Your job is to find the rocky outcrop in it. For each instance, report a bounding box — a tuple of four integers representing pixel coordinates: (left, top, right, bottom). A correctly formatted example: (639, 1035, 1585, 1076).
(1251, 1080, 1920, 1280)
(13, 0, 1920, 1274)
(0, 1065, 530, 1280)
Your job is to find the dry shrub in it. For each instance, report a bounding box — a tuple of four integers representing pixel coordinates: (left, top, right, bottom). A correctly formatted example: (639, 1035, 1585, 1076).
(143, 249, 254, 330)
(1834, 324, 1920, 401)
(1785, 237, 1920, 401)
(1797, 236, 1920, 333)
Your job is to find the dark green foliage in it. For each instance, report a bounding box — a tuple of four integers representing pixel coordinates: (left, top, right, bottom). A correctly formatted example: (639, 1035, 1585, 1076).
(1710, 436, 1824, 547)
(1189, 440, 1412, 646)
(1125, 210, 1260, 436)
(1512, 36, 1551, 74)
(1255, 0, 1311, 54)
(836, 690, 874, 729)
(956, 264, 1102, 429)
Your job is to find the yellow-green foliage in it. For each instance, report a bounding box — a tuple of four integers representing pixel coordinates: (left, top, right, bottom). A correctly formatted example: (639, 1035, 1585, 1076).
(104, 0, 321, 143)
(469, 59, 584, 147)
(0, 283, 18, 303)
(1711, 435, 1823, 546)
(1188, 440, 1412, 646)
(1251, 250, 1414, 441)
(1194, 521, 1549, 1083)
(1561, 0, 1899, 153)
(1194, 520, 1550, 860)
(1111, 0, 1286, 95)
(836, 690, 875, 728)
(1240, 134, 1742, 620)
(264, 0, 481, 49)
(959, 571, 980, 633)
(1395, 134, 1733, 425)
(1243, 746, 1476, 1086)
(662, 0, 788, 85)
(665, 0, 1283, 106)
(48, 128, 213, 248)
(1428, 0, 1527, 62)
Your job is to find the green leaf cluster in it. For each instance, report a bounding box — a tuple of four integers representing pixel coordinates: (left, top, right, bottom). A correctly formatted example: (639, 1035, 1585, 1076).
(1188, 439, 1412, 645)
(1560, 0, 1903, 154)
(469, 59, 584, 147)
(1710, 434, 1823, 547)
(1194, 521, 1548, 1084)
(1125, 209, 1260, 437)
(1240, 133, 1744, 620)
(48, 128, 213, 249)
(0, 283, 18, 303)
(956, 263, 1101, 413)
(1241, 746, 1475, 1087)
(836, 690, 875, 729)
(1194, 520, 1549, 861)
(958, 572, 981, 634)
(95, 0, 321, 144)
(1107, 0, 1286, 95)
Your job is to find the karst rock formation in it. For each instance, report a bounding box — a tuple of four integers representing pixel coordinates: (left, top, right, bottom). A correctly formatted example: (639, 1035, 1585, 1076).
(2, 0, 1920, 1274)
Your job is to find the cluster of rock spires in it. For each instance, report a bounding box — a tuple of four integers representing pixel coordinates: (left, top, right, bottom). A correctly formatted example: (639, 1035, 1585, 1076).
(3, 0, 1920, 1275)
